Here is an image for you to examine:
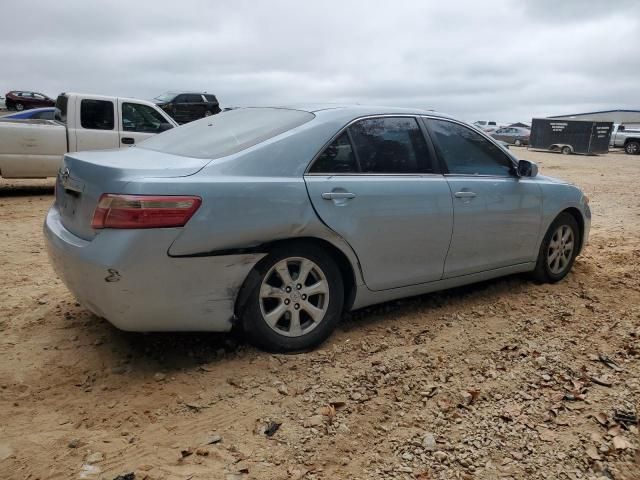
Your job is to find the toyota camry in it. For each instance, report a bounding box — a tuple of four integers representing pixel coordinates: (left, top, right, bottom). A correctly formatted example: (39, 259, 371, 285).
(45, 106, 591, 351)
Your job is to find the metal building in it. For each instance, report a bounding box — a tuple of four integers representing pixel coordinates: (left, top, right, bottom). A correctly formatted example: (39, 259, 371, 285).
(548, 109, 640, 127)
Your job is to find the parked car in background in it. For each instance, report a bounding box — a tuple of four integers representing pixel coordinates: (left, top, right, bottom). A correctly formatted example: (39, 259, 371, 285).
(5, 91, 55, 111)
(473, 120, 504, 132)
(0, 95, 5, 109)
(491, 126, 531, 146)
(1, 107, 55, 120)
(0, 92, 177, 178)
(45, 105, 590, 352)
(154, 91, 221, 124)
(609, 124, 640, 155)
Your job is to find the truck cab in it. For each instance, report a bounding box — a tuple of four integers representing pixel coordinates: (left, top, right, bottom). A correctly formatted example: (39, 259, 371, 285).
(55, 93, 176, 151)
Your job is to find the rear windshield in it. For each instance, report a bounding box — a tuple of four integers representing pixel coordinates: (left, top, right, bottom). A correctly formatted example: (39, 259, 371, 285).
(138, 107, 315, 159)
(154, 92, 177, 102)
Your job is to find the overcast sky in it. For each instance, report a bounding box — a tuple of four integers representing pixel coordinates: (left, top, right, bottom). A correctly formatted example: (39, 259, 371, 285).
(2, 0, 638, 122)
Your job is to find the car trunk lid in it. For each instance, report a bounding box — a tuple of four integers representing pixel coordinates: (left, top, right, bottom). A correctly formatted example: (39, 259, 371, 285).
(56, 148, 210, 240)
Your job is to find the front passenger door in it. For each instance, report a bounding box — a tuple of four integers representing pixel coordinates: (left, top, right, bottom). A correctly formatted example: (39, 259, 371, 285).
(119, 101, 172, 146)
(425, 118, 543, 278)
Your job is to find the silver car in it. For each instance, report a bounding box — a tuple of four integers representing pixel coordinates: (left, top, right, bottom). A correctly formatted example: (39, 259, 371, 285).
(45, 106, 591, 351)
(492, 126, 531, 146)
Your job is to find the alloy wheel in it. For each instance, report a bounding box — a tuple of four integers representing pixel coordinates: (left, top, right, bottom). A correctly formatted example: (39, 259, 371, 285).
(547, 225, 574, 274)
(259, 257, 330, 337)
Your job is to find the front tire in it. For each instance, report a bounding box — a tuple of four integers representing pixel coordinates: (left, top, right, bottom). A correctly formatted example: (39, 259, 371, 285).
(532, 212, 580, 283)
(15, 102, 24, 111)
(624, 141, 640, 155)
(239, 244, 344, 352)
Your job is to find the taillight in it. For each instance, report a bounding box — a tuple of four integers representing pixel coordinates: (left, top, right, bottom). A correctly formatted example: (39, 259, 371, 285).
(91, 194, 201, 229)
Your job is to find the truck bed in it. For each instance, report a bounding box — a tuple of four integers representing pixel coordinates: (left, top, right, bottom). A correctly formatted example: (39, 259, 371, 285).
(0, 119, 67, 178)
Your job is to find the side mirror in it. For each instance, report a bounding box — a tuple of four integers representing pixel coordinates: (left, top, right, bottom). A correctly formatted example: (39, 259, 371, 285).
(517, 159, 538, 177)
(158, 122, 173, 132)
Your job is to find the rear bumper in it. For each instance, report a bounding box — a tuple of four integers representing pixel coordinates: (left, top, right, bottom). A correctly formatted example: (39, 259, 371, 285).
(44, 206, 264, 332)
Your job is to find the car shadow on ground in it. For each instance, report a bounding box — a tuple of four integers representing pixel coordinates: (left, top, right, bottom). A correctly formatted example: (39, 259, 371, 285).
(0, 183, 54, 197)
(82, 272, 531, 375)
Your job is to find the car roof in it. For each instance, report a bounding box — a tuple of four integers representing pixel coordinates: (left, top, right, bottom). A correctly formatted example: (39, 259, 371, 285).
(259, 104, 453, 121)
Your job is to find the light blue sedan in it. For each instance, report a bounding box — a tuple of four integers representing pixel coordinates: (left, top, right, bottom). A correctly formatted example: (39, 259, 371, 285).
(45, 106, 590, 351)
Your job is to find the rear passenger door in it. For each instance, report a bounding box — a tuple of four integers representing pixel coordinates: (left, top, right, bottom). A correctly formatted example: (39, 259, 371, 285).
(74, 99, 119, 152)
(304, 116, 453, 291)
(425, 118, 542, 278)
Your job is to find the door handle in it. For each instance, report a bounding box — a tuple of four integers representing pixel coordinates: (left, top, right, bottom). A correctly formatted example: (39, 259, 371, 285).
(454, 191, 477, 198)
(121, 137, 135, 145)
(321, 192, 356, 200)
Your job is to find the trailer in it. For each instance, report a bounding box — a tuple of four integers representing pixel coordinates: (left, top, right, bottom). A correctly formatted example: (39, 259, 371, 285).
(529, 118, 613, 155)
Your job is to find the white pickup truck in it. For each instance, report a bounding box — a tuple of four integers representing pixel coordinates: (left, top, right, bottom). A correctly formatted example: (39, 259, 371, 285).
(0, 92, 177, 178)
(609, 124, 640, 155)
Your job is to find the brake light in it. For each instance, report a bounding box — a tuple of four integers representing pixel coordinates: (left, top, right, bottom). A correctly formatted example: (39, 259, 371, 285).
(91, 194, 201, 229)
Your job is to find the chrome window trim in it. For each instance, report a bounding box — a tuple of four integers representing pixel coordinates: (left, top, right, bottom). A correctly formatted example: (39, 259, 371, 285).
(304, 114, 438, 175)
(304, 172, 445, 177)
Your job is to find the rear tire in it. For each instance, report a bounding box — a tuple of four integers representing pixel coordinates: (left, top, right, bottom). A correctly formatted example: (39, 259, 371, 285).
(532, 212, 580, 283)
(561, 146, 572, 155)
(624, 141, 640, 155)
(238, 243, 344, 352)
(514, 139, 522, 147)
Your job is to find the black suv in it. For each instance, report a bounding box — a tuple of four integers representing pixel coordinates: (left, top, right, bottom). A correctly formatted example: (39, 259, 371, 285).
(154, 92, 221, 124)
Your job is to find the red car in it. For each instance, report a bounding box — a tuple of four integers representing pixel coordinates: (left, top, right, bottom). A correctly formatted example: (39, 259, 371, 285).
(5, 91, 55, 111)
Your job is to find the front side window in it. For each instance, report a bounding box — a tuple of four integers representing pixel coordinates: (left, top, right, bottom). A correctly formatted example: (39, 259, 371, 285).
(427, 119, 514, 176)
(186, 94, 203, 103)
(80, 99, 114, 130)
(122, 102, 169, 133)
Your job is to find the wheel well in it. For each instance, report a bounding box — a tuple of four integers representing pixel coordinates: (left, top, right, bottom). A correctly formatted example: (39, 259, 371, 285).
(561, 207, 585, 254)
(624, 138, 640, 145)
(264, 237, 357, 310)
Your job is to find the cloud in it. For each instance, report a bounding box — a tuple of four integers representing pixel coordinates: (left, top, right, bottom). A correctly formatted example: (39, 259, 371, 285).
(1, 0, 638, 122)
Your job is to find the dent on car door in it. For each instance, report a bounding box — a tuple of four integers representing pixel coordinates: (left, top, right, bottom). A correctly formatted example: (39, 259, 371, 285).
(304, 116, 453, 291)
(425, 118, 543, 278)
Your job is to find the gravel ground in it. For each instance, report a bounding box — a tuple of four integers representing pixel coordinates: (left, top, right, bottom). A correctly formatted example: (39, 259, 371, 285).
(0, 148, 638, 480)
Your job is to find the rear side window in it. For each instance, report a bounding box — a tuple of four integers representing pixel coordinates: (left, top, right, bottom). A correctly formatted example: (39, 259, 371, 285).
(427, 119, 514, 176)
(186, 94, 203, 103)
(54, 95, 68, 123)
(309, 132, 358, 173)
(310, 117, 435, 174)
(138, 107, 314, 159)
(204, 94, 218, 103)
(349, 117, 433, 173)
(34, 110, 54, 120)
(80, 99, 114, 130)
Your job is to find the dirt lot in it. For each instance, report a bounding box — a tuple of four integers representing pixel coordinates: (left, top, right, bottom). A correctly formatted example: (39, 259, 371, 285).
(1, 148, 638, 480)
